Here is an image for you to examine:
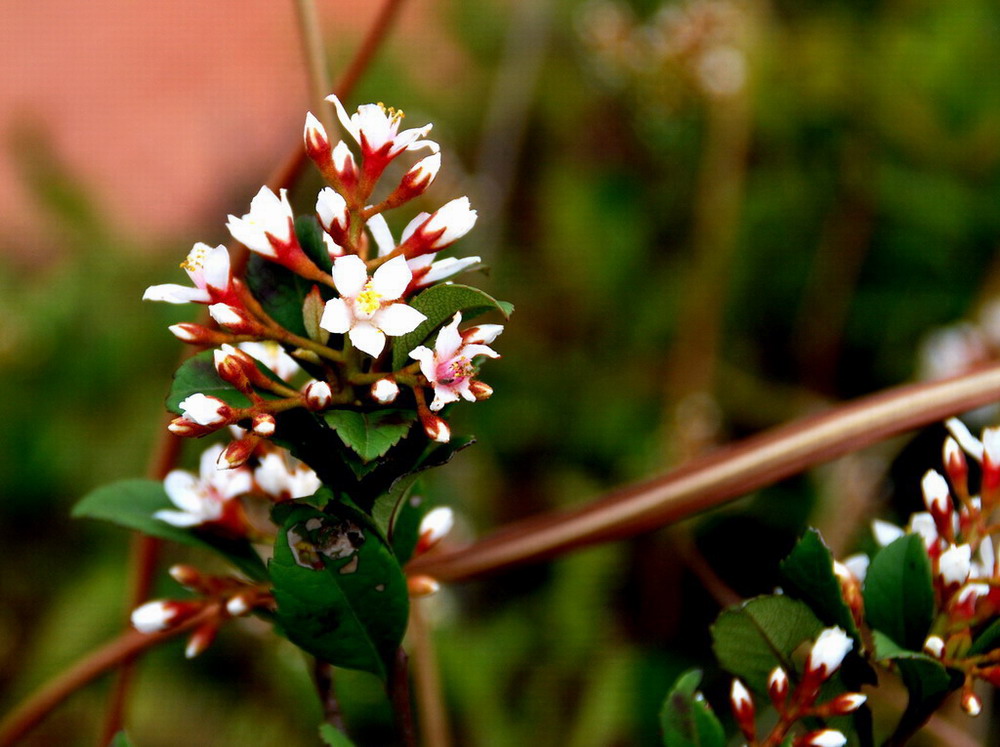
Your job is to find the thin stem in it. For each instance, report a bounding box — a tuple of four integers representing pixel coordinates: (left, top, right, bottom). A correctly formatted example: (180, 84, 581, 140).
(410, 599, 451, 747)
(312, 658, 347, 733)
(409, 364, 1000, 582)
(293, 0, 335, 135)
(0, 605, 221, 747)
(389, 647, 417, 747)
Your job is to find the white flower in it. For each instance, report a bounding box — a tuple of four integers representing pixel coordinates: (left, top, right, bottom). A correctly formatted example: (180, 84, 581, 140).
(921, 470, 951, 515)
(803, 730, 847, 747)
(328, 95, 439, 160)
(226, 186, 296, 258)
(409, 312, 501, 410)
(155, 445, 252, 527)
(131, 600, 182, 633)
(923, 635, 945, 658)
(842, 553, 870, 584)
(908, 512, 940, 550)
(416, 507, 454, 553)
(143, 243, 236, 305)
(254, 451, 321, 501)
(238, 341, 301, 381)
(319, 255, 426, 357)
(316, 187, 349, 236)
(178, 393, 231, 427)
(873, 518, 905, 547)
(939, 543, 972, 586)
(945, 418, 985, 461)
(806, 627, 853, 678)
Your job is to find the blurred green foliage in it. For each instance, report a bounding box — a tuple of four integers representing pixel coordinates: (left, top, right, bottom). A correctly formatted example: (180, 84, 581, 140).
(4, 0, 1000, 743)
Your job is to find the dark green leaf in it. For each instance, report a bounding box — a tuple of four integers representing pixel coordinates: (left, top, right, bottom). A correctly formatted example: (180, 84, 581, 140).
(270, 504, 409, 679)
(319, 724, 356, 747)
(391, 284, 513, 370)
(711, 595, 825, 694)
(779, 528, 858, 637)
(244, 216, 333, 338)
(659, 669, 726, 747)
(323, 409, 416, 462)
(863, 534, 934, 651)
(970, 618, 1000, 656)
(72, 479, 267, 581)
(167, 350, 252, 412)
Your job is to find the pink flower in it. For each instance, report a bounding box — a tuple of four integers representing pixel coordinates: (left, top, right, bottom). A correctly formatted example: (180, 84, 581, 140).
(409, 312, 502, 410)
(143, 243, 239, 306)
(319, 255, 426, 358)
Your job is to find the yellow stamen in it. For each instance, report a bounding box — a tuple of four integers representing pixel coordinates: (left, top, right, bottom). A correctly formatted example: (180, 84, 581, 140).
(180, 245, 209, 272)
(356, 283, 383, 315)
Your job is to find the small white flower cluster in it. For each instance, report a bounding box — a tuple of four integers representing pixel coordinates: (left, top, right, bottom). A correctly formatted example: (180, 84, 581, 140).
(728, 627, 862, 746)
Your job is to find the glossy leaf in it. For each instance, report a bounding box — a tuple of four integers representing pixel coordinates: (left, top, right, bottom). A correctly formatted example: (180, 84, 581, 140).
(863, 534, 934, 651)
(390, 283, 513, 370)
(779, 528, 858, 637)
(166, 350, 253, 412)
(659, 669, 726, 747)
(711, 595, 824, 694)
(323, 409, 416, 462)
(72, 479, 267, 581)
(319, 724, 356, 747)
(970, 618, 1000, 656)
(270, 503, 409, 679)
(244, 216, 333, 338)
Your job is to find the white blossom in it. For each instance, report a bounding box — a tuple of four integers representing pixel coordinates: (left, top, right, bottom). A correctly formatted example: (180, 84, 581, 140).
(409, 312, 501, 410)
(154, 444, 252, 527)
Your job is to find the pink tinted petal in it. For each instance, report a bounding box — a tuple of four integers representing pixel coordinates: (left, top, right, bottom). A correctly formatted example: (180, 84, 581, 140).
(350, 322, 387, 357)
(374, 303, 427, 336)
(435, 313, 464, 360)
(409, 345, 437, 381)
(320, 298, 352, 334)
(367, 214, 397, 257)
(142, 284, 210, 304)
(332, 255, 368, 297)
(370, 256, 412, 300)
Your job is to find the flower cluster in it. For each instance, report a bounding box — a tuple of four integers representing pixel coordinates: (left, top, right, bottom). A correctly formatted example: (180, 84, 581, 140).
(728, 627, 863, 747)
(133, 98, 508, 657)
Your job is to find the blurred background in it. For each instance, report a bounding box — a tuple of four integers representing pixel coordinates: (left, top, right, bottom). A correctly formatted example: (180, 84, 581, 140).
(4, 0, 1000, 744)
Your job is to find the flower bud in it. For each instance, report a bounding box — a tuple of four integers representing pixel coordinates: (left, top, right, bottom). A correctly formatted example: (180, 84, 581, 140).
(407, 574, 441, 597)
(729, 679, 755, 742)
(331, 141, 359, 190)
(386, 153, 441, 206)
(214, 345, 253, 393)
(303, 380, 333, 411)
(304, 112, 331, 168)
(168, 417, 217, 437)
(805, 627, 853, 686)
(209, 303, 264, 335)
(169, 323, 230, 345)
(767, 666, 789, 707)
(371, 377, 399, 404)
(962, 690, 982, 717)
(130, 599, 201, 634)
(984, 427, 1000, 496)
(219, 435, 260, 469)
(316, 187, 350, 244)
(421, 412, 450, 443)
(226, 592, 254, 617)
(415, 507, 454, 556)
(252, 412, 276, 438)
(168, 564, 203, 591)
(944, 436, 969, 497)
(797, 729, 846, 747)
(939, 543, 972, 587)
(178, 393, 232, 427)
(468, 380, 494, 401)
(185, 620, 219, 659)
(825, 693, 867, 716)
(401, 197, 478, 258)
(921, 470, 953, 537)
(923, 635, 945, 658)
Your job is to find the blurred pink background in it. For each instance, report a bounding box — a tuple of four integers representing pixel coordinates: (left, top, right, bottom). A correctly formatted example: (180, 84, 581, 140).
(0, 0, 452, 257)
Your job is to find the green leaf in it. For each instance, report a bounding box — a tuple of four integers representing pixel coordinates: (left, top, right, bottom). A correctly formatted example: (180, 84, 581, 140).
(779, 528, 859, 637)
(391, 283, 513, 370)
(862, 534, 934, 651)
(167, 350, 252, 412)
(270, 504, 409, 679)
(872, 630, 962, 742)
(319, 724, 356, 747)
(72, 479, 267, 581)
(244, 216, 333, 338)
(109, 732, 135, 747)
(323, 409, 416, 462)
(659, 669, 726, 747)
(711, 595, 825, 694)
(970, 618, 1000, 656)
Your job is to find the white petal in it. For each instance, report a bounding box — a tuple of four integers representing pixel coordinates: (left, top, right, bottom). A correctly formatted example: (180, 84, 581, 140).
(945, 417, 985, 461)
(327, 94, 361, 143)
(320, 298, 352, 334)
(350, 322, 386, 357)
(402, 212, 431, 244)
(216, 468, 252, 500)
(316, 187, 348, 232)
(153, 509, 205, 527)
(421, 256, 481, 286)
(332, 255, 368, 297)
(435, 313, 464, 360)
(371, 256, 412, 300)
(199, 445, 226, 480)
(430, 385, 461, 411)
(202, 245, 232, 291)
(409, 345, 437, 381)
(374, 303, 426, 336)
(142, 284, 209, 304)
(367, 213, 397, 257)
(872, 519, 905, 547)
(163, 470, 200, 510)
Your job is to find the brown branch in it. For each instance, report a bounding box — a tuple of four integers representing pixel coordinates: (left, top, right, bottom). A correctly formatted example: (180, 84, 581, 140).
(0, 606, 221, 747)
(409, 599, 451, 747)
(409, 365, 1000, 582)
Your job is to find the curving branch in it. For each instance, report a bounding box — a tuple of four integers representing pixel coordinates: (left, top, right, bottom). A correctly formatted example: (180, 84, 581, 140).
(409, 365, 1000, 582)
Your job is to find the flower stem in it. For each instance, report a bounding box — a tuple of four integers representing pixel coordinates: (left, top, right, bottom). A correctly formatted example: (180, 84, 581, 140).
(293, 0, 335, 136)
